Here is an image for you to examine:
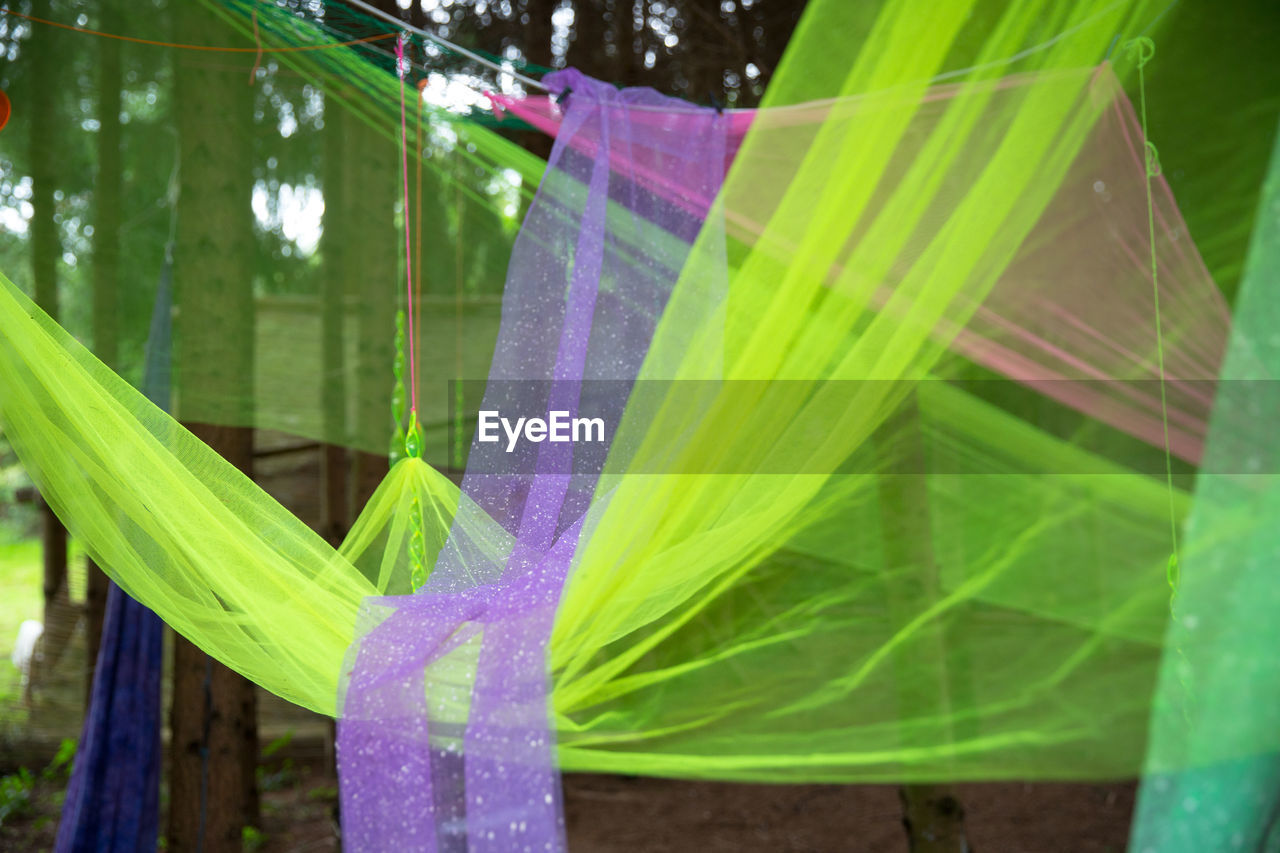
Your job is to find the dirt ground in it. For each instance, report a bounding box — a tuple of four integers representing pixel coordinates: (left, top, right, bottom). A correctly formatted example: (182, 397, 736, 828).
(1, 751, 1135, 852)
(562, 775, 1135, 853)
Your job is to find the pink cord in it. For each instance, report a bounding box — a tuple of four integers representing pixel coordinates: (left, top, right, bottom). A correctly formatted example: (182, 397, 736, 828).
(249, 8, 262, 85)
(396, 32, 418, 415)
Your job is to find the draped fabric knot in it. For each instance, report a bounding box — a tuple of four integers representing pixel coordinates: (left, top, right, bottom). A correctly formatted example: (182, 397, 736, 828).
(336, 69, 730, 852)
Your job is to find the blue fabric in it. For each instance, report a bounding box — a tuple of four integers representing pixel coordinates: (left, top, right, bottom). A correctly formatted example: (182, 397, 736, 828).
(56, 587, 163, 853)
(55, 251, 172, 852)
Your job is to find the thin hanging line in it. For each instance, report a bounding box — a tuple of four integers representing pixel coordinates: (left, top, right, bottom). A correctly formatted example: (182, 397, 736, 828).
(248, 7, 263, 83)
(396, 32, 419, 415)
(1134, 39, 1179, 568)
(1131, 37, 1197, 738)
(0, 6, 395, 52)
(342, 0, 548, 92)
(415, 84, 424, 318)
(453, 158, 466, 472)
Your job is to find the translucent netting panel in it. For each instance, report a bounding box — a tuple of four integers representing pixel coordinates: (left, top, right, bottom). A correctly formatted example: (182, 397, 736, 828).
(1138, 0, 1280, 301)
(503, 70, 1226, 461)
(546, 0, 1226, 783)
(18, 0, 546, 464)
(203, 0, 550, 462)
(719, 69, 1225, 458)
(0, 0, 1254, 813)
(0, 271, 375, 713)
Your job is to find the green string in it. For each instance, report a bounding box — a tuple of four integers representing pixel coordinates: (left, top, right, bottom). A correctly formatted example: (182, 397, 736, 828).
(389, 307, 428, 590)
(452, 380, 465, 472)
(405, 413, 427, 591)
(390, 309, 408, 465)
(1129, 35, 1192, 730)
(1128, 37, 1180, 580)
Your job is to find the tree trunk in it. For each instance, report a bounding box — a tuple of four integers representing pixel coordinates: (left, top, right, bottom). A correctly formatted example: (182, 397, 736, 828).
(321, 91, 352, 546)
(319, 87, 353, 785)
(85, 0, 124, 701)
(900, 784, 968, 853)
(170, 3, 260, 847)
(347, 101, 397, 508)
(167, 426, 260, 852)
(567, 0, 608, 80)
(26, 0, 74, 701)
(28, 3, 58, 328)
(876, 393, 970, 853)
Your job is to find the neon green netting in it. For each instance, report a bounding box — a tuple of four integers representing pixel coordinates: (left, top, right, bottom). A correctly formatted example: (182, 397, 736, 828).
(0, 269, 485, 711)
(0, 270, 373, 711)
(548, 0, 1209, 780)
(12, 0, 1256, 470)
(196, 0, 544, 464)
(0, 0, 1248, 785)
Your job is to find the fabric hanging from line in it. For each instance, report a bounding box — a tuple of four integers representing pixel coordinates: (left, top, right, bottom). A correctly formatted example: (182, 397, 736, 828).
(1, 8, 1274, 851)
(104, 0, 1272, 482)
(0, 0, 1230, 783)
(542, 0, 1207, 787)
(93, 0, 552, 467)
(335, 5, 1232, 850)
(492, 82, 1228, 465)
(0, 0, 1275, 850)
(336, 67, 730, 851)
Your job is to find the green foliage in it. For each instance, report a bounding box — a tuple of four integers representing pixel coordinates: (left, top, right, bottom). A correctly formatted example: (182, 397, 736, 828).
(241, 824, 266, 851)
(258, 728, 297, 792)
(43, 738, 76, 781)
(306, 785, 338, 801)
(256, 757, 295, 793)
(0, 738, 78, 827)
(261, 729, 293, 759)
(0, 766, 34, 826)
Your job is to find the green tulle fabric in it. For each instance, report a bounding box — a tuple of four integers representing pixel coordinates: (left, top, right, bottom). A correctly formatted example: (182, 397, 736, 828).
(2, 0, 1275, 794)
(1129, 120, 1280, 852)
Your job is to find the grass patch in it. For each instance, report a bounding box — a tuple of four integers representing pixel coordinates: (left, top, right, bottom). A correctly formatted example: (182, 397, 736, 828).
(0, 538, 42, 708)
(0, 532, 86, 716)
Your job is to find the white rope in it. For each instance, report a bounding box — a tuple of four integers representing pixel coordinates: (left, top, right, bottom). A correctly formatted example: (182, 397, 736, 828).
(341, 0, 548, 92)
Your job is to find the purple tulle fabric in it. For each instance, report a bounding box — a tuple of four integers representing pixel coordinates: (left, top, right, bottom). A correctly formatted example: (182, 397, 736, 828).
(337, 69, 727, 851)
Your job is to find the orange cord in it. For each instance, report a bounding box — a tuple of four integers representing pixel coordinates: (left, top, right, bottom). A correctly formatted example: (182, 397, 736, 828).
(249, 7, 263, 82)
(0, 7, 395, 53)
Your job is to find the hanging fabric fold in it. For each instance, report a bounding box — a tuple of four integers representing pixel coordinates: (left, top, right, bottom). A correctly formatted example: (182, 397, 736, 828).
(336, 67, 729, 852)
(0, 0, 1258, 831)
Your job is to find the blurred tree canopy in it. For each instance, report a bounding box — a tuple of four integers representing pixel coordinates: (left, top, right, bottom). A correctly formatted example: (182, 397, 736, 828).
(0, 0, 806, 386)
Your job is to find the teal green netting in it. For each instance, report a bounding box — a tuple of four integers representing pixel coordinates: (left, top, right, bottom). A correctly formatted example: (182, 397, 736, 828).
(1129, 118, 1280, 853)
